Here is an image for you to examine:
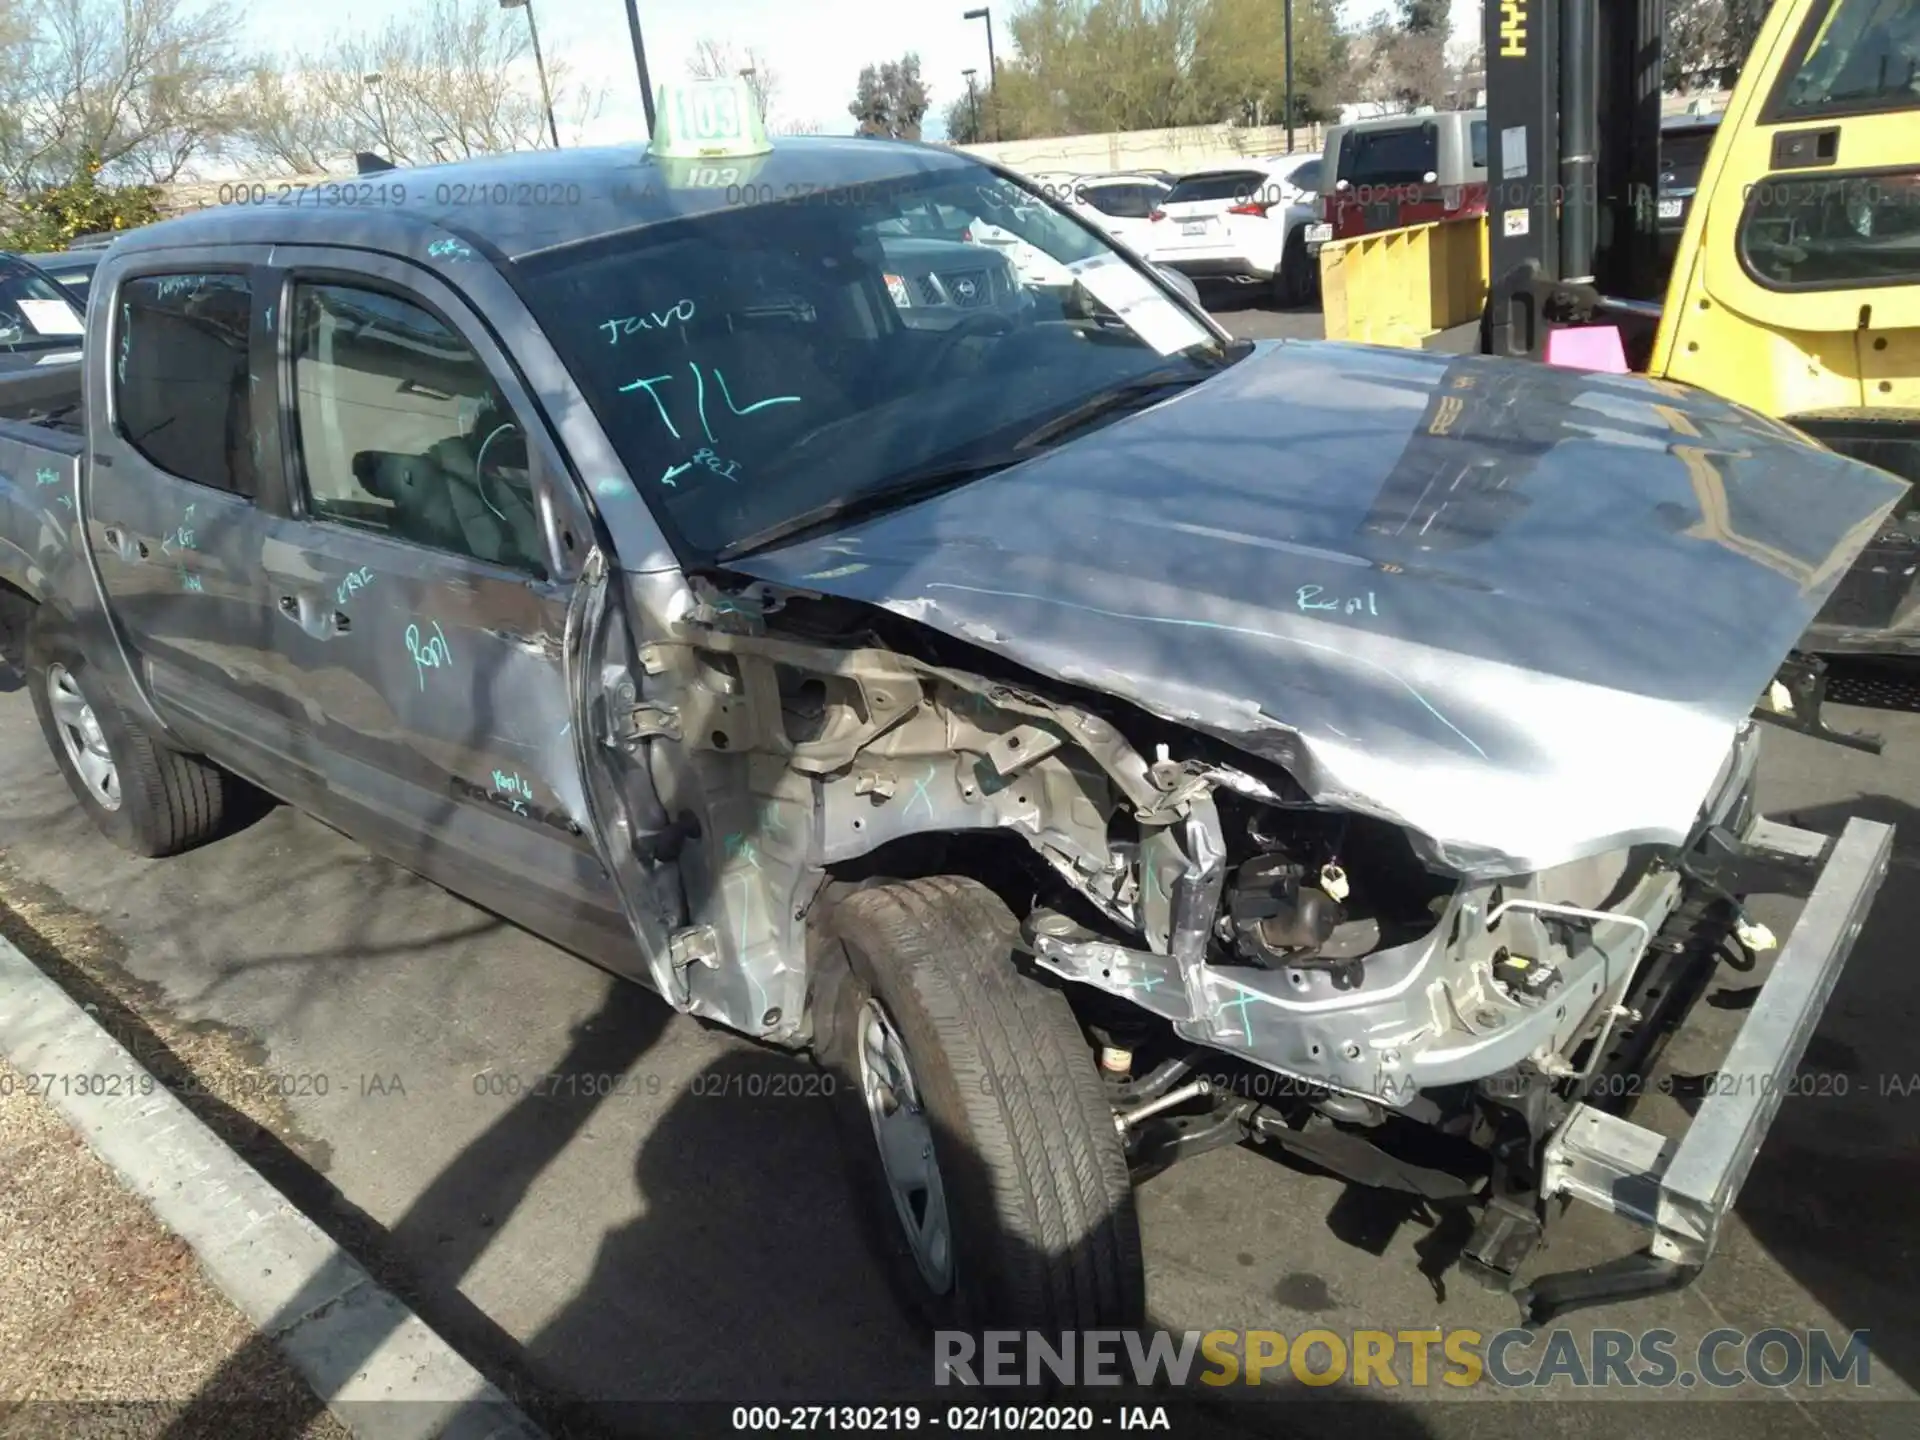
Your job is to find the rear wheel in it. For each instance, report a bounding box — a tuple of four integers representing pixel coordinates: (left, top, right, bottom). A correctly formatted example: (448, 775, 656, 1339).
(818, 875, 1145, 1332)
(1274, 227, 1313, 308)
(28, 631, 232, 857)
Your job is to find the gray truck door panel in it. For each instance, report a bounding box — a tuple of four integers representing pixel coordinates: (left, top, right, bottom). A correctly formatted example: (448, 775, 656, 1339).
(255, 250, 672, 983)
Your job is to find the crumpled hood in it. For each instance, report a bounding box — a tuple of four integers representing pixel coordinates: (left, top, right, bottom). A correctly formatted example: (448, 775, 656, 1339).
(730, 340, 1907, 878)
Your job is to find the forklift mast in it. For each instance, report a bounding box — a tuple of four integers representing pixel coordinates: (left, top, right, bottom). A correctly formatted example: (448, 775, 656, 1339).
(1484, 0, 1670, 363)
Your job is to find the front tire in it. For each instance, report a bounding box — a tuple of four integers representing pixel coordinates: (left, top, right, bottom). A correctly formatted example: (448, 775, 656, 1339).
(818, 876, 1145, 1332)
(28, 631, 231, 857)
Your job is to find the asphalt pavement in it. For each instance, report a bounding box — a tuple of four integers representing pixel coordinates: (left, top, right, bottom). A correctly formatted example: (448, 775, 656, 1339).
(1, 294, 1917, 1437)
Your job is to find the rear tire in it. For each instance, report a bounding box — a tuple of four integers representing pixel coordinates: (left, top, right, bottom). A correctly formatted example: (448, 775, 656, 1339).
(1274, 227, 1312, 308)
(817, 875, 1145, 1332)
(28, 630, 231, 858)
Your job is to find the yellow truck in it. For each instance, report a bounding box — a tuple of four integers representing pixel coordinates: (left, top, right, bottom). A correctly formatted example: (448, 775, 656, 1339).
(1320, 0, 1919, 655)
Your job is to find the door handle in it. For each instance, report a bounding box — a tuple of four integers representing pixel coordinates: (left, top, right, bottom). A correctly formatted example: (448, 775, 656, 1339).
(278, 593, 352, 638)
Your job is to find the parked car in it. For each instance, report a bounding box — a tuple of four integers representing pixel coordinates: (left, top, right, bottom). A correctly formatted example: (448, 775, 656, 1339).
(23, 250, 103, 307)
(1306, 108, 1489, 257)
(1658, 113, 1723, 264)
(0, 253, 85, 371)
(1144, 156, 1322, 305)
(873, 232, 1028, 331)
(0, 82, 1899, 1337)
(1057, 172, 1173, 252)
(877, 196, 1075, 293)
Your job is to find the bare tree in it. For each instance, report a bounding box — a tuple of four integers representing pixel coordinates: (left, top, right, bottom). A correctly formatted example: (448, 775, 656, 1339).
(1347, 12, 1451, 112)
(228, 0, 603, 174)
(0, 0, 247, 187)
(685, 37, 778, 125)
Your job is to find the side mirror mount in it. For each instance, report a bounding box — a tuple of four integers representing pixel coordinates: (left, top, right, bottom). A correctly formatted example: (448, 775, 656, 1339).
(1335, 178, 1351, 192)
(1423, 170, 1439, 184)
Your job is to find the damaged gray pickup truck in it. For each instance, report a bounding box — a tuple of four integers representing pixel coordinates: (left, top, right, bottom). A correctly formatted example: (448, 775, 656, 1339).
(0, 100, 1903, 1335)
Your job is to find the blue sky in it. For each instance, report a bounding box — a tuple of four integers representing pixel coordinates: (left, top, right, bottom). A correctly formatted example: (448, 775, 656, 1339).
(239, 0, 1475, 145)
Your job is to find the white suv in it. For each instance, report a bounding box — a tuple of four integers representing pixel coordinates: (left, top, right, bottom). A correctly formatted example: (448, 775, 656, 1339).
(1056, 173, 1172, 253)
(1143, 155, 1322, 306)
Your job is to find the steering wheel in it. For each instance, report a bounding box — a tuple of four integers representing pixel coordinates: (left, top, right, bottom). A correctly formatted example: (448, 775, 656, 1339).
(913, 309, 1018, 381)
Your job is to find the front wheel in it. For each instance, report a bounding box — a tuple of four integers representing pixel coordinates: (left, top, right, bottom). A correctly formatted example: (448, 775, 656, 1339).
(818, 876, 1145, 1332)
(28, 631, 233, 857)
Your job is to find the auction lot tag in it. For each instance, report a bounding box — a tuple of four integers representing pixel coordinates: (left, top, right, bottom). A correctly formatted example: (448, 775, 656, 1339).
(19, 300, 82, 335)
(1066, 254, 1211, 356)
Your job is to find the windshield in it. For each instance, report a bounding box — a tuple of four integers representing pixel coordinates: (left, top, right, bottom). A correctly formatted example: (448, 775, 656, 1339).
(1660, 127, 1719, 189)
(0, 257, 85, 351)
(514, 162, 1232, 562)
(1776, 0, 1920, 116)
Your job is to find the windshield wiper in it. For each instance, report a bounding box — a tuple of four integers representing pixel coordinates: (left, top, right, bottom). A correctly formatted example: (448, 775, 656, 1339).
(715, 453, 1039, 564)
(713, 370, 1213, 566)
(1012, 368, 1210, 448)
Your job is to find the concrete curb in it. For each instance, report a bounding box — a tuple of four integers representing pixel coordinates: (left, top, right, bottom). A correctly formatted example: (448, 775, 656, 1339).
(0, 933, 547, 1440)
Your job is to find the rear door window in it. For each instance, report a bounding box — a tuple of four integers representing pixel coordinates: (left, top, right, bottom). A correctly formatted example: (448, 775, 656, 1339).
(1343, 124, 1440, 188)
(1469, 120, 1489, 171)
(114, 273, 255, 496)
(1288, 160, 1323, 194)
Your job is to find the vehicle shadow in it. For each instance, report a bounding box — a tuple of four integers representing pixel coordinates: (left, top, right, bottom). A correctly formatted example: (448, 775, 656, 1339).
(148, 987, 1446, 1440)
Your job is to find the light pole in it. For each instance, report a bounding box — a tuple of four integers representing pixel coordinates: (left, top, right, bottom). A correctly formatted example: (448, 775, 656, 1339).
(962, 67, 980, 142)
(739, 66, 761, 122)
(622, 0, 657, 135)
(363, 73, 394, 161)
(1283, 0, 1295, 153)
(498, 0, 560, 148)
(962, 7, 998, 141)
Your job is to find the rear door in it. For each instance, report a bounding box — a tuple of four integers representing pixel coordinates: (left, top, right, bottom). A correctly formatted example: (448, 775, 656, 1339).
(249, 248, 676, 982)
(87, 253, 299, 786)
(1330, 121, 1443, 239)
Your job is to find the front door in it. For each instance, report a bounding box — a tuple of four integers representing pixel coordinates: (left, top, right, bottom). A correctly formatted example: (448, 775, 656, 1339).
(251, 251, 669, 979)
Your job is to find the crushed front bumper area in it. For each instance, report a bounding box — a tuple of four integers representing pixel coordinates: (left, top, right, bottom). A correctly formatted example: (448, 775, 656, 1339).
(1517, 815, 1892, 1323)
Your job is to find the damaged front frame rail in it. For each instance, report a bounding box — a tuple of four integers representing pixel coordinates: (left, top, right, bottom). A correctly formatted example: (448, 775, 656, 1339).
(1522, 814, 1891, 1324)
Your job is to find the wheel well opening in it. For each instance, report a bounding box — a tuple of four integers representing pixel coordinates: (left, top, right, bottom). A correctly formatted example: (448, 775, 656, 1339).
(826, 828, 1048, 927)
(0, 577, 40, 674)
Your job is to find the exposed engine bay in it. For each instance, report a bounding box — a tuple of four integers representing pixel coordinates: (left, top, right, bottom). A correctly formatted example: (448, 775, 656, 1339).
(606, 565, 1869, 1321)
(639, 572, 1757, 1106)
